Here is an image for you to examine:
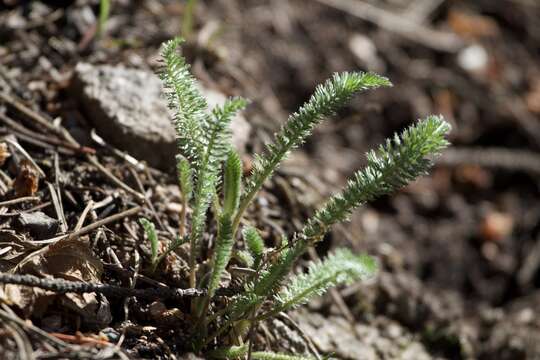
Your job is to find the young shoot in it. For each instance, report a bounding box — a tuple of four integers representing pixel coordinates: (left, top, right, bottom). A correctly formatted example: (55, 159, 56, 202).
(156, 37, 451, 355)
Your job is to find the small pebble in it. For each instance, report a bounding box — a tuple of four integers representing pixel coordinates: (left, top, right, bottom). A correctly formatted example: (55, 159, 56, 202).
(16, 211, 59, 239)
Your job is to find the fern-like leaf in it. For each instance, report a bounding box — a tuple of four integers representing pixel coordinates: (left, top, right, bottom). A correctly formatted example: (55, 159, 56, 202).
(207, 345, 318, 360)
(207, 344, 248, 359)
(243, 226, 265, 266)
(240, 116, 449, 315)
(234, 250, 254, 267)
(160, 37, 207, 166)
(222, 150, 242, 216)
(252, 241, 301, 298)
(139, 218, 158, 267)
(233, 72, 392, 230)
(251, 352, 318, 360)
(302, 115, 451, 239)
(207, 214, 234, 298)
(189, 97, 247, 284)
(262, 249, 376, 318)
(177, 155, 193, 202)
(229, 237, 298, 318)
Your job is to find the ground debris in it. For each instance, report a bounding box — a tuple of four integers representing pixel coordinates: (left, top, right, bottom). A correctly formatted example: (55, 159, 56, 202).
(16, 211, 59, 239)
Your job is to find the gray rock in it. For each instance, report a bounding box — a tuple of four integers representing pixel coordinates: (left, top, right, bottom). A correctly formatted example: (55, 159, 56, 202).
(292, 310, 432, 360)
(72, 63, 250, 170)
(16, 212, 59, 239)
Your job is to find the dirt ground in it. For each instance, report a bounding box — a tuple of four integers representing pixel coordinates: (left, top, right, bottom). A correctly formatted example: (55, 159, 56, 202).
(1, 0, 540, 359)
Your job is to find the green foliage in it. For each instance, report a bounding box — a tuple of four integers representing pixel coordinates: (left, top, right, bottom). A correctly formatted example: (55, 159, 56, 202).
(160, 38, 207, 166)
(160, 38, 247, 286)
(181, 0, 198, 40)
(207, 214, 234, 298)
(139, 218, 188, 273)
(302, 115, 450, 240)
(208, 345, 319, 360)
(234, 249, 254, 267)
(139, 218, 159, 272)
(243, 226, 265, 269)
(207, 344, 248, 359)
(222, 150, 242, 216)
(177, 155, 193, 202)
(229, 241, 300, 319)
(97, 0, 111, 37)
(239, 116, 451, 314)
(251, 352, 318, 360)
(157, 37, 450, 355)
(265, 249, 376, 317)
(233, 72, 392, 231)
(188, 97, 246, 284)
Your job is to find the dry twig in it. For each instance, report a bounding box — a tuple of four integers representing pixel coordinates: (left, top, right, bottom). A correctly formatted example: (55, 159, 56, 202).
(314, 0, 464, 52)
(0, 273, 236, 299)
(440, 147, 540, 175)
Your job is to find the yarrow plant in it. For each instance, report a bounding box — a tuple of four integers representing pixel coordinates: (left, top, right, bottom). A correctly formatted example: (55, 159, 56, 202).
(140, 37, 451, 358)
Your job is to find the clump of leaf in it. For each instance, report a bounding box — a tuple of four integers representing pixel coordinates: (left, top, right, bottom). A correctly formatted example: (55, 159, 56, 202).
(97, 0, 110, 37)
(261, 249, 377, 319)
(159, 37, 247, 287)
(153, 37, 451, 356)
(139, 218, 187, 273)
(139, 218, 159, 272)
(208, 345, 321, 360)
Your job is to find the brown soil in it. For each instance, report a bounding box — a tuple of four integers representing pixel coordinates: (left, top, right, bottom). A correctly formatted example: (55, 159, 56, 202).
(0, 0, 539, 359)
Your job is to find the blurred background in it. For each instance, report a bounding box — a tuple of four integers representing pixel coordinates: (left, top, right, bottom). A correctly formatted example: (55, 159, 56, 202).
(1, 0, 540, 358)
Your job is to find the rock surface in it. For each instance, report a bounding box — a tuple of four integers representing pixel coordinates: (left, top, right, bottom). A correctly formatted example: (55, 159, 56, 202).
(16, 211, 59, 239)
(291, 310, 432, 360)
(72, 63, 250, 169)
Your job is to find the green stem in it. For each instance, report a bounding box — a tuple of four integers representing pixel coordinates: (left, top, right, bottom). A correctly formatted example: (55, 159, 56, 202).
(232, 151, 285, 234)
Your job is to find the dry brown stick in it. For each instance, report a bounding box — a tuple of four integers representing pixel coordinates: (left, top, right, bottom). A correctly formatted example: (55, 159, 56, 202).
(4, 137, 46, 178)
(0, 305, 123, 359)
(33, 205, 144, 245)
(0, 112, 92, 155)
(1, 317, 33, 360)
(47, 182, 68, 233)
(0, 196, 40, 207)
(0, 92, 143, 199)
(0, 304, 70, 349)
(0, 201, 51, 217)
(0, 92, 71, 141)
(439, 147, 540, 175)
(86, 155, 145, 200)
(74, 200, 94, 231)
(405, 0, 445, 23)
(127, 166, 168, 232)
(0, 273, 236, 299)
(314, 0, 464, 52)
(2, 130, 75, 156)
(14, 206, 144, 272)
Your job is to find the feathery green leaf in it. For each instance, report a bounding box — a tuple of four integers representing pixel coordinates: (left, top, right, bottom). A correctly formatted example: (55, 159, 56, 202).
(266, 249, 376, 317)
(234, 250, 254, 267)
(177, 155, 193, 202)
(302, 115, 451, 239)
(159, 37, 207, 166)
(207, 214, 234, 298)
(253, 241, 301, 298)
(207, 344, 248, 359)
(189, 97, 247, 267)
(252, 352, 318, 360)
(222, 150, 242, 216)
(243, 226, 265, 261)
(207, 345, 318, 360)
(139, 218, 158, 266)
(233, 72, 392, 231)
